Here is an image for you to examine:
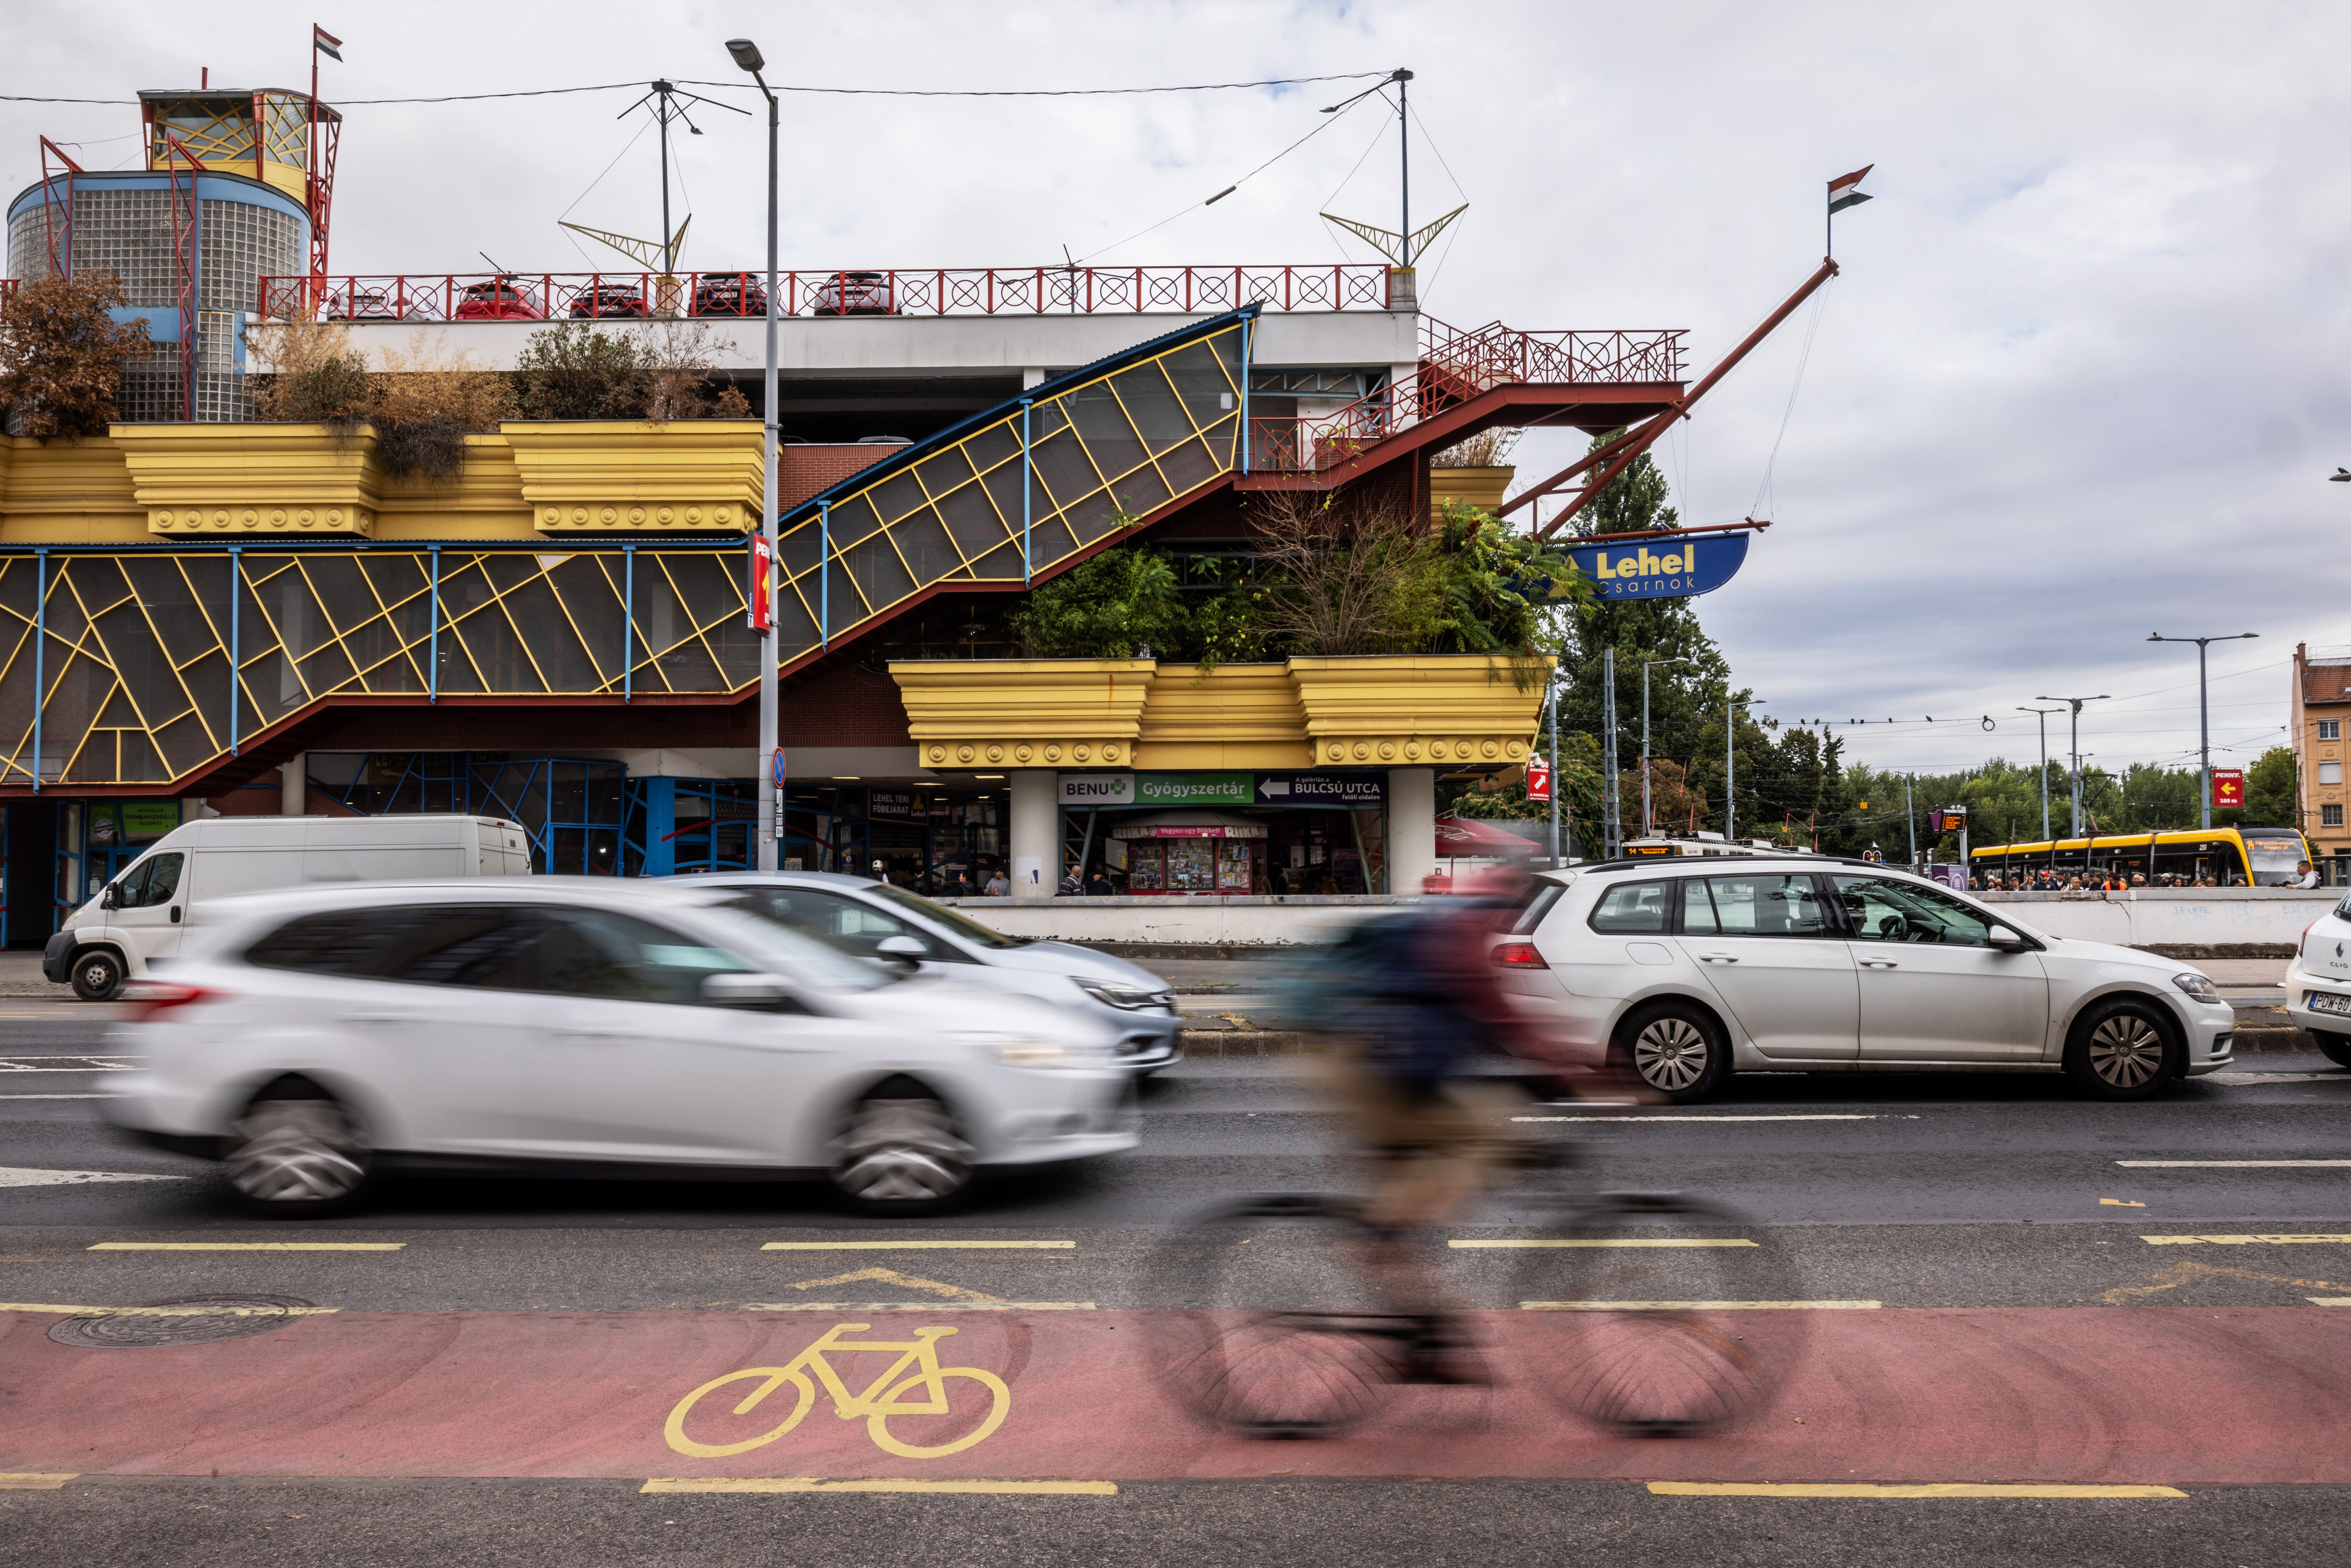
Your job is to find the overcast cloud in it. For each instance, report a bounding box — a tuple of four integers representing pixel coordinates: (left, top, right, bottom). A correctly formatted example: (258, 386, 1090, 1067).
(6, 0, 2345, 780)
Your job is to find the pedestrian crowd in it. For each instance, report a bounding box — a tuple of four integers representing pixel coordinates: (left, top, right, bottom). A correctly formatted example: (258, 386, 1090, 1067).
(1967, 869, 2231, 892)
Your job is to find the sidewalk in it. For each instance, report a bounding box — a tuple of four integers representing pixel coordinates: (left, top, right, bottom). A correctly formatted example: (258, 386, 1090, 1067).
(0, 950, 71, 998)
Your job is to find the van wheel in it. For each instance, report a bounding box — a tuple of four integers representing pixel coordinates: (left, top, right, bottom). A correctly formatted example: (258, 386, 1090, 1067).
(828, 1083, 974, 1215)
(2065, 1000, 2178, 1100)
(1617, 1001, 1730, 1104)
(69, 948, 124, 1003)
(223, 1092, 373, 1217)
(2314, 1032, 2351, 1070)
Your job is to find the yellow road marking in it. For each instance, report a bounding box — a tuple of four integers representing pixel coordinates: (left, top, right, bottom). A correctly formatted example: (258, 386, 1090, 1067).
(1523, 1300, 1880, 1310)
(1647, 1482, 2185, 1499)
(2099, 1200, 2146, 1208)
(1451, 1238, 1757, 1249)
(788, 1267, 1000, 1302)
(86, 1242, 404, 1252)
(0, 1302, 339, 1317)
(2119, 1160, 2351, 1168)
(2142, 1234, 2351, 1245)
(0, 1475, 76, 1490)
(744, 1302, 1097, 1311)
(642, 1478, 1117, 1496)
(2309, 1297, 2351, 1305)
(762, 1241, 1073, 1251)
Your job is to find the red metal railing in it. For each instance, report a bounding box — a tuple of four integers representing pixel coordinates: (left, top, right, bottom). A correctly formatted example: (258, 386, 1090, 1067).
(254, 264, 1396, 322)
(1249, 317, 1687, 472)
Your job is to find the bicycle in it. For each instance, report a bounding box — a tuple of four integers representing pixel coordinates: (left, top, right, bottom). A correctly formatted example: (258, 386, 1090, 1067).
(1146, 1124, 1801, 1440)
(664, 1322, 1012, 1460)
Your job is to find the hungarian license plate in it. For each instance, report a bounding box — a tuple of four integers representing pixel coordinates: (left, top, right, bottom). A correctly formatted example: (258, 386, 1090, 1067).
(2310, 991, 2351, 1017)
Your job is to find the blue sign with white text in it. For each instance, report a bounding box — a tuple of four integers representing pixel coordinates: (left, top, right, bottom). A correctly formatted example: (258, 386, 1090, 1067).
(1565, 531, 1750, 600)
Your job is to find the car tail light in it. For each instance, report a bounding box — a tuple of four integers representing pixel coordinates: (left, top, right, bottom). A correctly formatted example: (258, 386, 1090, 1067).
(1492, 941, 1549, 970)
(118, 981, 220, 1023)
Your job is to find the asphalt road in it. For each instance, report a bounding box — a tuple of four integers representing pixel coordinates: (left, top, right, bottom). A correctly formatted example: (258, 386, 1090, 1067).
(6, 993, 2351, 1564)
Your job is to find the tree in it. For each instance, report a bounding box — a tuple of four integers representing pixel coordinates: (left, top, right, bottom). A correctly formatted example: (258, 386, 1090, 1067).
(514, 322, 649, 421)
(2242, 745, 2298, 829)
(0, 273, 152, 440)
(1008, 547, 1185, 659)
(249, 317, 371, 425)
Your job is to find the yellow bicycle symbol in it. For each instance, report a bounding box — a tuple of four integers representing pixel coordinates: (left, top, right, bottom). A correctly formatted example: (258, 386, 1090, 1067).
(664, 1323, 1012, 1460)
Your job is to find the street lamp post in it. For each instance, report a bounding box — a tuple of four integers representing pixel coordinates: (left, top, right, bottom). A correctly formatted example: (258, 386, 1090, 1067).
(2017, 705, 2061, 842)
(2034, 693, 2111, 839)
(1542, 673, 1568, 867)
(1642, 656, 1688, 839)
(2148, 632, 2259, 830)
(1725, 694, 1763, 843)
(728, 38, 781, 872)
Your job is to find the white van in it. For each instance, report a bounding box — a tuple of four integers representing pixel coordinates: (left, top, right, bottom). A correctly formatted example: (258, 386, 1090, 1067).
(43, 815, 533, 1001)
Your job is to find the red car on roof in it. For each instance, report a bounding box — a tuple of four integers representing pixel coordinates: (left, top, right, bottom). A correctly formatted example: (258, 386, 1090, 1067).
(453, 278, 546, 320)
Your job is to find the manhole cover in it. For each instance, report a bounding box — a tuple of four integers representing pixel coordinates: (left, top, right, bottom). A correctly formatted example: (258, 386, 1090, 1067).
(46, 1295, 319, 1349)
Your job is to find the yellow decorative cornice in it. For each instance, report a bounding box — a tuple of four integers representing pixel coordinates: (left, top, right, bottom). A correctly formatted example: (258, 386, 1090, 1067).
(503, 420, 763, 534)
(893, 658, 1155, 770)
(1287, 654, 1541, 769)
(110, 422, 381, 537)
(1134, 664, 1310, 770)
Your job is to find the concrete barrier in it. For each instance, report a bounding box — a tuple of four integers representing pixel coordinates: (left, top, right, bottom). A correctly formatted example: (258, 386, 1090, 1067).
(1978, 889, 2335, 957)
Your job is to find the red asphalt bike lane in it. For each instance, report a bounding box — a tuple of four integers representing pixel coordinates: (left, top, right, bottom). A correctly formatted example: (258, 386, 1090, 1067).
(3, 1306, 2347, 1485)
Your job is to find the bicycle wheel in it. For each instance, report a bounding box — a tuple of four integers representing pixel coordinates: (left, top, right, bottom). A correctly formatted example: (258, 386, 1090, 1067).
(1147, 1194, 1421, 1438)
(867, 1367, 1012, 1459)
(1506, 1192, 1801, 1437)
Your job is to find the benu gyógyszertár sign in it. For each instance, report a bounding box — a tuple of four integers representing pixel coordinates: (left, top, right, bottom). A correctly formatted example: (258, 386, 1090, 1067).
(1564, 531, 1750, 601)
(1059, 773, 1387, 808)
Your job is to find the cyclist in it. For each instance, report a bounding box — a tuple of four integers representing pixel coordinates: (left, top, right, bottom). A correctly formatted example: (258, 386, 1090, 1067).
(1307, 867, 1555, 1378)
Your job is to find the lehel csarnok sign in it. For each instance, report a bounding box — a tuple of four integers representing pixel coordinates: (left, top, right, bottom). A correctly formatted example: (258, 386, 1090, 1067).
(1564, 531, 1750, 601)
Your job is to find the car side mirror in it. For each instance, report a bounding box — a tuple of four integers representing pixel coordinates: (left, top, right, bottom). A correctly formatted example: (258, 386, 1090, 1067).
(875, 934, 927, 969)
(1985, 924, 2032, 953)
(101, 883, 122, 910)
(701, 971, 795, 1009)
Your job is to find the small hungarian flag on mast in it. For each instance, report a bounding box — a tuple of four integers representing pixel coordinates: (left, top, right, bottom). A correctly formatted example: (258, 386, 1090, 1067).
(1828, 165, 1873, 213)
(314, 24, 343, 61)
(1826, 163, 1871, 256)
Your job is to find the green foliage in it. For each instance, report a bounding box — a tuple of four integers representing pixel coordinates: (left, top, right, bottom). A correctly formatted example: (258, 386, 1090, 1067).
(1007, 547, 1185, 659)
(1421, 500, 1589, 676)
(2244, 746, 2298, 828)
(514, 323, 649, 421)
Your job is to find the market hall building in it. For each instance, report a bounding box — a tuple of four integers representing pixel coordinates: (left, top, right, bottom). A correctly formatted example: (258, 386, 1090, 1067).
(0, 76, 1690, 940)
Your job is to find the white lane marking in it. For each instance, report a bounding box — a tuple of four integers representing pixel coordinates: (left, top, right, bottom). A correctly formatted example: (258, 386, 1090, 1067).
(1513, 1114, 1920, 1123)
(2118, 1161, 2351, 1168)
(2208, 1073, 2347, 1084)
(761, 1240, 1072, 1251)
(1523, 1299, 1881, 1310)
(0, 1061, 139, 1073)
(2142, 1235, 2351, 1245)
(0, 1167, 183, 1188)
(0, 1095, 122, 1100)
(1451, 1238, 1757, 1249)
(87, 1242, 403, 1252)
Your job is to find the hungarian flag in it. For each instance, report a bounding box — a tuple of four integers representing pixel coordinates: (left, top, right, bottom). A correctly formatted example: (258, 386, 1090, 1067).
(314, 24, 343, 61)
(1828, 165, 1873, 212)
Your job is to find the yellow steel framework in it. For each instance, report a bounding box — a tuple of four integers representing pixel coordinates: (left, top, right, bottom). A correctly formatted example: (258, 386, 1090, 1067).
(0, 311, 1253, 790)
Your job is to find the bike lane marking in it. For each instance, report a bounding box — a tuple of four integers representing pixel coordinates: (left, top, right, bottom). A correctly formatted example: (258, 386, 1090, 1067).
(1525, 1301, 1881, 1309)
(0, 1302, 340, 1316)
(1451, 1239, 1758, 1248)
(1649, 1482, 2186, 1499)
(8, 1305, 2351, 1484)
(2140, 1234, 2351, 1244)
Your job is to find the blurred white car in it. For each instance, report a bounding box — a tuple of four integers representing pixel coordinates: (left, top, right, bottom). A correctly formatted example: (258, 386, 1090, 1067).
(1492, 857, 2236, 1101)
(103, 879, 1136, 1216)
(683, 873, 1183, 1073)
(2284, 893, 2351, 1068)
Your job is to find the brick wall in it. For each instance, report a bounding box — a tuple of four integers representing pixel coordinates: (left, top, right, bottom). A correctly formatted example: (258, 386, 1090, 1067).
(780, 444, 904, 511)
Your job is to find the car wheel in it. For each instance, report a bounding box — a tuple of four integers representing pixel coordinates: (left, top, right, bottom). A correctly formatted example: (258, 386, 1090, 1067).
(70, 948, 124, 1003)
(223, 1091, 373, 1217)
(829, 1082, 974, 1215)
(1617, 1001, 1729, 1104)
(2313, 1031, 2351, 1070)
(2064, 999, 2178, 1100)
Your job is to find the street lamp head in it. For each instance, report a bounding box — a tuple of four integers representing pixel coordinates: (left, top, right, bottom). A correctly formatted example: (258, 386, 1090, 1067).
(725, 38, 766, 72)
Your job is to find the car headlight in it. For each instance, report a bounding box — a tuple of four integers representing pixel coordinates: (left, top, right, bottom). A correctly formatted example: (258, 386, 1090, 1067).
(2171, 973, 2222, 1004)
(1079, 980, 1169, 1011)
(948, 1031, 1090, 1068)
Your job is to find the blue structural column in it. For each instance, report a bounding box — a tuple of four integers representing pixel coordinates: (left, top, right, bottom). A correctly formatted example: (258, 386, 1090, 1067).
(1020, 398, 1033, 584)
(819, 500, 830, 649)
(1240, 314, 1253, 474)
(621, 545, 635, 702)
(638, 778, 677, 877)
(227, 547, 242, 754)
(427, 547, 441, 704)
(30, 550, 45, 792)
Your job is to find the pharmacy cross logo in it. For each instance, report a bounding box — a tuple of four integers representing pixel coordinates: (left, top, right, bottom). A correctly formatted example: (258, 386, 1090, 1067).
(664, 1323, 1011, 1460)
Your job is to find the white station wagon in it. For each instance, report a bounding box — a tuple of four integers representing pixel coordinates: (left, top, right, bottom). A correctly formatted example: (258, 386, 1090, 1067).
(1491, 856, 2236, 1101)
(103, 879, 1136, 1215)
(2283, 892, 2351, 1068)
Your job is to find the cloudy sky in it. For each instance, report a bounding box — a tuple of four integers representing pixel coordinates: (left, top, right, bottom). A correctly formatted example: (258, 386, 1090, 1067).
(8, 1, 2345, 780)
